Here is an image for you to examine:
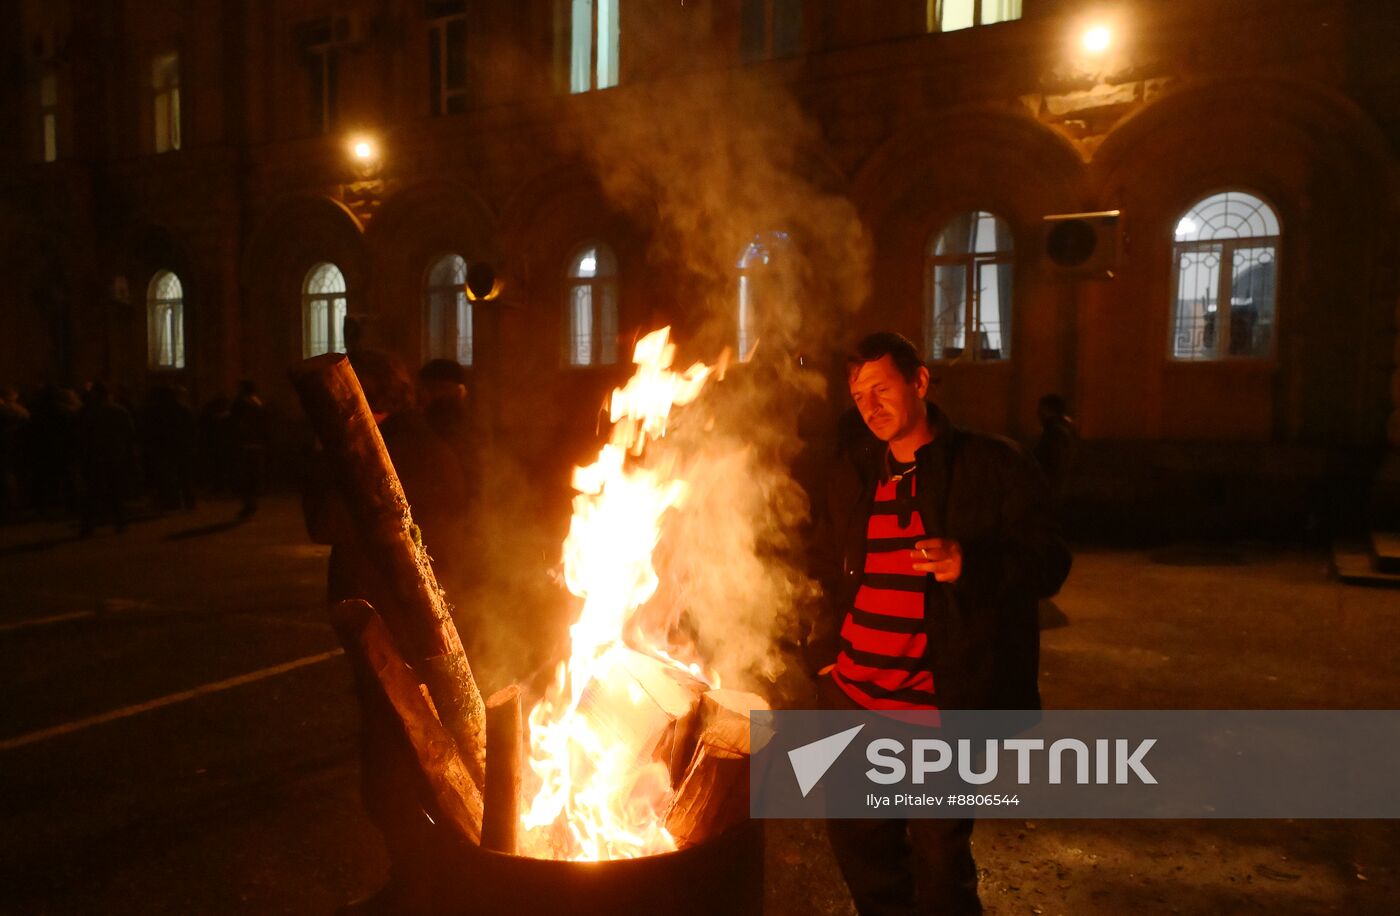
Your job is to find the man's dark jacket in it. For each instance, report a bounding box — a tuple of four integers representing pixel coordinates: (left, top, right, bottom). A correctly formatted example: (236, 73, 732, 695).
(808, 403, 1071, 710)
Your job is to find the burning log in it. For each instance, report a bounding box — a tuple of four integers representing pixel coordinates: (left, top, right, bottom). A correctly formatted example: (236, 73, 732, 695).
(482, 685, 522, 854)
(290, 353, 486, 789)
(331, 599, 483, 845)
(576, 647, 709, 772)
(665, 690, 770, 849)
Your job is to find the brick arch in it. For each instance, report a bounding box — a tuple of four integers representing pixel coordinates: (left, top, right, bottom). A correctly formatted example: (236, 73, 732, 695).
(847, 105, 1087, 436)
(241, 194, 364, 293)
(364, 180, 499, 359)
(850, 104, 1088, 237)
(1092, 77, 1397, 194)
(240, 194, 367, 401)
(1087, 77, 1399, 446)
(366, 179, 497, 258)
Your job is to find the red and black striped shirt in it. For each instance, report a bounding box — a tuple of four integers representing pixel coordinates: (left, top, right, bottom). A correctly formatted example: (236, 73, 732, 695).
(832, 463, 937, 710)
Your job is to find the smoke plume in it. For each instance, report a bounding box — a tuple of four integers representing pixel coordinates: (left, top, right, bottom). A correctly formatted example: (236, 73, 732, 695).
(563, 54, 872, 690)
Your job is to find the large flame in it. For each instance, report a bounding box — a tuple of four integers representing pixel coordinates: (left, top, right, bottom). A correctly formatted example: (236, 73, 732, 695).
(519, 328, 716, 861)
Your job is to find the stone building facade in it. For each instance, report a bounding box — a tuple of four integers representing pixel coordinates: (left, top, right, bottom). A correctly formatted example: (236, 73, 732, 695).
(3, 0, 1398, 529)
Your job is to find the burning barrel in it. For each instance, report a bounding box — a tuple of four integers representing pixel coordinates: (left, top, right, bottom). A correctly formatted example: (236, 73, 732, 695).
(331, 598, 768, 915)
(421, 821, 764, 915)
(295, 336, 766, 914)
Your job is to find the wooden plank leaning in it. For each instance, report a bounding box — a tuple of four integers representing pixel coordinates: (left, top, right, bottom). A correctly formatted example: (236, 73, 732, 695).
(290, 353, 486, 795)
(331, 599, 484, 845)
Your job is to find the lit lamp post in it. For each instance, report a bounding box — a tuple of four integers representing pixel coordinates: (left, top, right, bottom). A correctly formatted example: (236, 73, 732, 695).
(339, 133, 384, 348)
(341, 132, 384, 225)
(1081, 24, 1112, 56)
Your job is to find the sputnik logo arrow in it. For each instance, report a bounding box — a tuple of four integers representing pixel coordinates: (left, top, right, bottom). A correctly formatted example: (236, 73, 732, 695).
(787, 724, 865, 797)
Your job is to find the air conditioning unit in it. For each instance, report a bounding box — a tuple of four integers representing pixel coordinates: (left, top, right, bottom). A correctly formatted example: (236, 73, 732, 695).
(1043, 210, 1120, 279)
(332, 11, 368, 46)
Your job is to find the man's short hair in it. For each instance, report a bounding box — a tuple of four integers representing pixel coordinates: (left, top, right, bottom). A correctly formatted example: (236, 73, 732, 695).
(350, 349, 415, 416)
(1038, 393, 1069, 417)
(848, 331, 925, 383)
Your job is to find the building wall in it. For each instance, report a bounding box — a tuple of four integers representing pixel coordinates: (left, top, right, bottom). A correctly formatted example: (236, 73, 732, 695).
(3, 0, 1399, 525)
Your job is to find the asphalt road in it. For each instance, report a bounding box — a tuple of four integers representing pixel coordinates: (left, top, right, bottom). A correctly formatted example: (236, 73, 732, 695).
(0, 497, 385, 914)
(2, 496, 1398, 914)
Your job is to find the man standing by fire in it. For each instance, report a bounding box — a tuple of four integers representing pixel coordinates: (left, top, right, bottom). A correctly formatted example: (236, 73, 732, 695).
(806, 332, 1071, 915)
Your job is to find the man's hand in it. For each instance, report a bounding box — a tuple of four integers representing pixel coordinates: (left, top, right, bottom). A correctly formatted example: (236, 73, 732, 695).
(911, 538, 962, 582)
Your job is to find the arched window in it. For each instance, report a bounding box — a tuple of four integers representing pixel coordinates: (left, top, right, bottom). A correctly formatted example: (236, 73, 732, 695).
(147, 270, 185, 369)
(424, 254, 472, 366)
(1170, 191, 1280, 361)
(565, 243, 618, 366)
(927, 211, 1014, 361)
(303, 262, 348, 358)
(736, 230, 790, 361)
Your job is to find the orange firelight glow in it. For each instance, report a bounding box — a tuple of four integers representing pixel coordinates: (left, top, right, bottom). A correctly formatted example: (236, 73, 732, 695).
(518, 327, 718, 861)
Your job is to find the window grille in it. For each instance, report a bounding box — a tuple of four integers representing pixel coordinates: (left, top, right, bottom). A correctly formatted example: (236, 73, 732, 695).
(303, 262, 348, 358)
(929, 0, 1022, 33)
(428, 2, 469, 114)
(1170, 191, 1280, 361)
(425, 254, 472, 366)
(565, 243, 618, 366)
(927, 211, 1014, 361)
(147, 271, 186, 369)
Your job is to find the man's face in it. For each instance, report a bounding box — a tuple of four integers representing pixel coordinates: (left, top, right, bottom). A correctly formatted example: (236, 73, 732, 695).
(848, 355, 929, 443)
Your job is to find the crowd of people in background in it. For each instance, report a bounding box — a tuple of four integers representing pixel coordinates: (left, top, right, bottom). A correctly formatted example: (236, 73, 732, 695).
(0, 358, 485, 538)
(0, 378, 271, 534)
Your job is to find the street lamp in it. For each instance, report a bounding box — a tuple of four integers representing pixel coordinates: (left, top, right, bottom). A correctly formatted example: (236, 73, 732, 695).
(1081, 24, 1112, 55)
(346, 133, 381, 179)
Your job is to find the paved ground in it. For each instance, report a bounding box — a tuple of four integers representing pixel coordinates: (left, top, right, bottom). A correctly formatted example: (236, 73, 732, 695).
(1, 496, 1397, 914)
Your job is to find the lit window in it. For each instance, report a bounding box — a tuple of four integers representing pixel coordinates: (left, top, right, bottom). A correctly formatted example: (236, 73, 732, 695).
(929, 0, 1022, 33)
(39, 67, 58, 162)
(736, 231, 790, 361)
(147, 271, 185, 369)
(740, 0, 803, 61)
(298, 19, 338, 134)
(425, 254, 472, 366)
(565, 243, 618, 366)
(151, 52, 181, 153)
(927, 211, 1014, 361)
(428, 2, 469, 115)
(1170, 191, 1280, 361)
(567, 0, 619, 93)
(303, 262, 348, 358)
